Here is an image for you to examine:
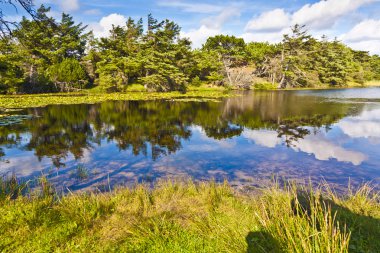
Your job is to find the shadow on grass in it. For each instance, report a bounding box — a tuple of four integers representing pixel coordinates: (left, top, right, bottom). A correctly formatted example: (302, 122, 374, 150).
(332, 202, 380, 252)
(246, 231, 283, 253)
(295, 191, 380, 253)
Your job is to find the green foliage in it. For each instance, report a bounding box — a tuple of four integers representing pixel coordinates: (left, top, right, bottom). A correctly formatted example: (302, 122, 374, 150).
(1, 5, 90, 93)
(253, 82, 278, 90)
(255, 25, 380, 88)
(0, 38, 24, 94)
(47, 58, 88, 91)
(246, 42, 280, 63)
(0, 90, 231, 109)
(0, 8, 379, 93)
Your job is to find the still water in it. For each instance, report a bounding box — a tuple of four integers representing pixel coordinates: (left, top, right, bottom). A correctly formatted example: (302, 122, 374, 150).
(1, 88, 380, 191)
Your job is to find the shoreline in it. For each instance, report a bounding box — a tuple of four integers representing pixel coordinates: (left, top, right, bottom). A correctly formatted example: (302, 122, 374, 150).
(0, 84, 379, 110)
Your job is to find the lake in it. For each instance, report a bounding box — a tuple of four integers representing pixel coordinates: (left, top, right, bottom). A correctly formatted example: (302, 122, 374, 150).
(1, 88, 380, 192)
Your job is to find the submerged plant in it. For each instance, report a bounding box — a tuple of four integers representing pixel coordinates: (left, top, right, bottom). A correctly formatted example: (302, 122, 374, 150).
(0, 173, 28, 202)
(76, 165, 89, 180)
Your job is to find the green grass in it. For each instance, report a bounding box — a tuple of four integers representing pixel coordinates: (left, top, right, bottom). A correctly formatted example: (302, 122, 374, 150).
(364, 80, 380, 87)
(0, 90, 232, 109)
(0, 178, 379, 252)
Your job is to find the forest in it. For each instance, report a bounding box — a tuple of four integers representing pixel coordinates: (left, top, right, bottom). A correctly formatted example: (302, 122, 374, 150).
(0, 5, 380, 94)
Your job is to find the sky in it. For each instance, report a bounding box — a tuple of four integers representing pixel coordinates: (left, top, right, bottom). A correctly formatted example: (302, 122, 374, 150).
(4, 0, 380, 54)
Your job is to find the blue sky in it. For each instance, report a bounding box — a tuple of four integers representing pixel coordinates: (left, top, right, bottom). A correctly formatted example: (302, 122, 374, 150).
(4, 0, 380, 54)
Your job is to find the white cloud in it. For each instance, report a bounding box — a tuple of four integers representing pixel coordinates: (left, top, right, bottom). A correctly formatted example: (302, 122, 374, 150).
(242, 0, 378, 51)
(242, 128, 367, 165)
(245, 9, 290, 32)
(59, 0, 80, 12)
(291, 134, 367, 165)
(181, 25, 221, 48)
(241, 27, 290, 44)
(243, 129, 282, 148)
(202, 8, 241, 30)
(157, 0, 224, 13)
(347, 41, 380, 55)
(341, 19, 380, 54)
(36, 0, 80, 12)
(292, 0, 374, 29)
(338, 109, 380, 138)
(245, 0, 374, 34)
(89, 13, 128, 38)
(181, 6, 241, 48)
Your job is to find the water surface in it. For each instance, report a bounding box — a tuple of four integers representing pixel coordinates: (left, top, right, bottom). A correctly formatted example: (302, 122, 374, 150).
(1, 88, 380, 191)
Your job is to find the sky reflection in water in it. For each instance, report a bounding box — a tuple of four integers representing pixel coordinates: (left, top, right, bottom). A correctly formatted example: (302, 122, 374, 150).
(1, 88, 380, 191)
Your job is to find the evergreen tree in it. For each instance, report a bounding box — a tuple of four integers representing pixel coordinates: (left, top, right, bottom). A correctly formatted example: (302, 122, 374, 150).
(203, 35, 246, 86)
(47, 58, 88, 91)
(0, 36, 23, 93)
(140, 15, 191, 91)
(95, 18, 143, 90)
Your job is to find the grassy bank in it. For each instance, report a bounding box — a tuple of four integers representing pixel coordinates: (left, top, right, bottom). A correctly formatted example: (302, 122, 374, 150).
(364, 80, 380, 87)
(0, 89, 231, 110)
(1, 179, 379, 252)
(1, 82, 380, 110)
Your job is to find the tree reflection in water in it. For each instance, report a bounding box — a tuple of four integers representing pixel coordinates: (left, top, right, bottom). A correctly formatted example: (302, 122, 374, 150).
(0, 91, 359, 169)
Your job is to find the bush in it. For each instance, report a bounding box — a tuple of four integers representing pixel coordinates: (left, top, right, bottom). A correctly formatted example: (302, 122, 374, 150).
(253, 82, 278, 90)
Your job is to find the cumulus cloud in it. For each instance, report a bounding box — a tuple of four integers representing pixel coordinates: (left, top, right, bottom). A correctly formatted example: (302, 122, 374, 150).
(181, 25, 220, 48)
(241, 27, 290, 44)
(292, 0, 374, 29)
(347, 40, 380, 55)
(338, 109, 380, 138)
(344, 19, 380, 43)
(243, 0, 377, 52)
(242, 130, 282, 148)
(245, 0, 373, 33)
(181, 6, 241, 48)
(291, 134, 367, 165)
(242, 128, 367, 165)
(89, 13, 128, 38)
(245, 9, 290, 32)
(340, 19, 380, 54)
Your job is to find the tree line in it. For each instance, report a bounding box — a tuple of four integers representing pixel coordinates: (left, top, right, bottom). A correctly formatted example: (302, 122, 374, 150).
(0, 5, 379, 94)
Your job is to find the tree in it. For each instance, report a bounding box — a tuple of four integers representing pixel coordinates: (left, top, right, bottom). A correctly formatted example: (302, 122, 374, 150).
(203, 35, 246, 87)
(280, 25, 318, 88)
(317, 38, 354, 86)
(191, 49, 222, 83)
(47, 58, 88, 91)
(8, 5, 90, 93)
(371, 55, 380, 80)
(247, 42, 282, 85)
(0, 36, 23, 93)
(52, 13, 90, 61)
(12, 5, 57, 92)
(140, 14, 191, 91)
(95, 18, 143, 90)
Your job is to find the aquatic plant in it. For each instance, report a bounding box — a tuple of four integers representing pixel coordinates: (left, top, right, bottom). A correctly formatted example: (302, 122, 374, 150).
(76, 165, 89, 180)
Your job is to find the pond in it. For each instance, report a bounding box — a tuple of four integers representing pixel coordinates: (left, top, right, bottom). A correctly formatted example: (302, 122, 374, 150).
(1, 88, 380, 192)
